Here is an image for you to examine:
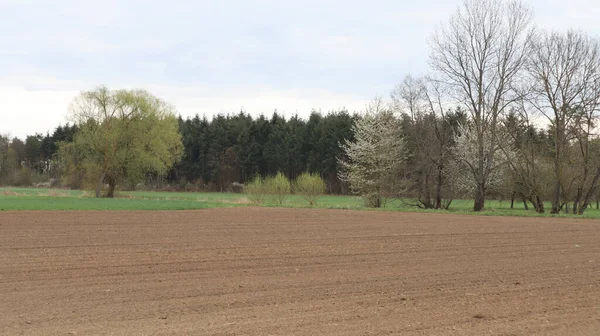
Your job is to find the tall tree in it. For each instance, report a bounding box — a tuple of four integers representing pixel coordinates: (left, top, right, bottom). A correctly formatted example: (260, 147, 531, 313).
(498, 107, 553, 213)
(24, 134, 43, 172)
(63, 87, 183, 197)
(527, 30, 600, 214)
(392, 76, 464, 209)
(429, 0, 534, 211)
(9, 138, 26, 168)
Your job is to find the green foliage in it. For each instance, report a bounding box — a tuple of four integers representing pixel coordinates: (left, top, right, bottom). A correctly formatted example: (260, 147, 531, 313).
(0, 139, 21, 186)
(56, 141, 85, 189)
(294, 172, 326, 206)
(176, 111, 355, 193)
(11, 110, 356, 194)
(265, 172, 291, 204)
(61, 87, 183, 197)
(245, 176, 267, 205)
(24, 134, 43, 171)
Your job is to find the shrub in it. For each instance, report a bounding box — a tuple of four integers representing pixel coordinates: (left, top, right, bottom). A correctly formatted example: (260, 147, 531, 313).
(265, 172, 291, 205)
(295, 172, 326, 206)
(363, 194, 382, 208)
(245, 176, 267, 205)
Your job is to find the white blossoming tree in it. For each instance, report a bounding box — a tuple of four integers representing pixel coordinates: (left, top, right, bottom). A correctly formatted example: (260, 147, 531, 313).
(339, 98, 407, 207)
(452, 121, 508, 202)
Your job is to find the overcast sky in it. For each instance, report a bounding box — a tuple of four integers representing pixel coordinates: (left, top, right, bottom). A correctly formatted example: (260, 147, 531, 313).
(1, 0, 599, 139)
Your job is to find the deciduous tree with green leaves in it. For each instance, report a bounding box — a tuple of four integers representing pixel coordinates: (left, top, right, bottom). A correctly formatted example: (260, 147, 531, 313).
(61, 87, 183, 197)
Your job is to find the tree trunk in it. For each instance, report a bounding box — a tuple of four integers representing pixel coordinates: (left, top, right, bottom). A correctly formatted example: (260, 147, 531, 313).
(95, 170, 107, 198)
(106, 176, 117, 198)
(551, 127, 562, 214)
(424, 174, 432, 209)
(532, 195, 544, 213)
(435, 165, 443, 210)
(522, 196, 529, 211)
(573, 186, 585, 215)
(474, 182, 485, 212)
(551, 179, 561, 213)
(578, 202, 589, 215)
(578, 168, 600, 215)
(368, 193, 382, 208)
(510, 191, 515, 209)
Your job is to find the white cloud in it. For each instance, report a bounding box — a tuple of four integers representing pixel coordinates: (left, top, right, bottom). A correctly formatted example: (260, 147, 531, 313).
(155, 86, 371, 119)
(0, 86, 76, 138)
(0, 78, 372, 138)
(1, 0, 600, 138)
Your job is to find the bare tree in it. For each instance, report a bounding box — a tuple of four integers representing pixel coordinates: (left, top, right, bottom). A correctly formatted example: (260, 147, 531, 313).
(429, 0, 534, 211)
(527, 30, 600, 214)
(497, 103, 553, 213)
(392, 76, 464, 209)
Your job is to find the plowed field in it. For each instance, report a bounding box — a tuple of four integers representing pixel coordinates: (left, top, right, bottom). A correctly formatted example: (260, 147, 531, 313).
(1, 208, 599, 335)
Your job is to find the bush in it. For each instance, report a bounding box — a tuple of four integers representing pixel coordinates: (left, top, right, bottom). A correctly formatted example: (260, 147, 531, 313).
(294, 172, 326, 206)
(363, 193, 382, 208)
(245, 176, 267, 205)
(265, 172, 291, 205)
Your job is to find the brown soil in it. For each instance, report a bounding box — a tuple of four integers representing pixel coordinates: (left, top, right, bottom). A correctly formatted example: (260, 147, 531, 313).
(1, 208, 599, 335)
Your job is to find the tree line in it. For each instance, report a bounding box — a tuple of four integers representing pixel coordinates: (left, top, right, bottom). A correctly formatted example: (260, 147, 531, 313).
(338, 0, 600, 215)
(1, 110, 356, 193)
(2, 0, 600, 215)
(175, 111, 355, 193)
(0, 124, 78, 186)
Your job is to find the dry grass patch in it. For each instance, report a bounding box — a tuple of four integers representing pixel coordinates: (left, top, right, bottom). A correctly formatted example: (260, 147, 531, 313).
(43, 190, 71, 197)
(2, 190, 20, 196)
